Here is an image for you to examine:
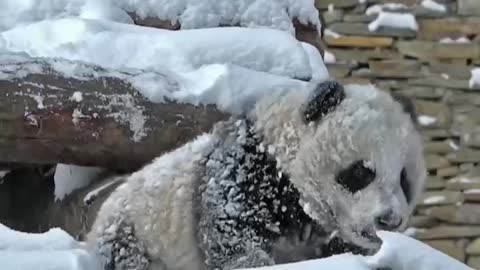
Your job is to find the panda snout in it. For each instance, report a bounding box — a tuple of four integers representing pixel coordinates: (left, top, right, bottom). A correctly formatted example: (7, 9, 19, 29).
(375, 210, 403, 231)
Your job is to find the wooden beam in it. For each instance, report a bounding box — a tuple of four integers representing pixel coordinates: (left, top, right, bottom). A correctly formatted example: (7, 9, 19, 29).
(0, 57, 228, 170)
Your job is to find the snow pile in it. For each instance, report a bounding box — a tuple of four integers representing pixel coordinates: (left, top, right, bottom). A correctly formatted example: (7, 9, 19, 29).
(368, 11, 418, 32)
(0, 19, 328, 113)
(365, 3, 408, 16)
(2, 224, 472, 270)
(54, 164, 104, 201)
(323, 51, 336, 64)
(421, 0, 447, 13)
(0, 224, 100, 270)
(418, 115, 437, 126)
(0, 0, 321, 35)
(439, 37, 471, 44)
(469, 68, 480, 89)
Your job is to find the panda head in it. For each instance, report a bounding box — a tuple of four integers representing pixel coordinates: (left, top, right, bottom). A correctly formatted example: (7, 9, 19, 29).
(252, 81, 426, 253)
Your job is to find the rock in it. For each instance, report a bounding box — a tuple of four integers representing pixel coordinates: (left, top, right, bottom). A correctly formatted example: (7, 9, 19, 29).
(466, 238, 480, 255)
(424, 140, 457, 154)
(325, 36, 393, 48)
(467, 256, 480, 269)
(395, 86, 446, 99)
(315, 0, 359, 9)
(415, 101, 452, 128)
(418, 191, 463, 206)
(336, 77, 371, 85)
(329, 23, 417, 38)
(464, 189, 480, 202)
(326, 64, 352, 78)
(410, 215, 439, 228)
(415, 226, 480, 240)
(428, 63, 473, 80)
(422, 129, 452, 139)
(445, 92, 480, 105)
(426, 177, 446, 190)
(322, 9, 344, 24)
(426, 204, 480, 224)
(424, 154, 450, 170)
(418, 17, 480, 40)
(343, 14, 375, 23)
(327, 48, 402, 63)
(437, 166, 459, 178)
(460, 163, 475, 173)
(458, 0, 480, 15)
(365, 60, 421, 78)
(424, 240, 466, 262)
(447, 150, 480, 163)
(446, 170, 480, 190)
(414, 5, 449, 19)
(396, 41, 480, 60)
(409, 77, 470, 90)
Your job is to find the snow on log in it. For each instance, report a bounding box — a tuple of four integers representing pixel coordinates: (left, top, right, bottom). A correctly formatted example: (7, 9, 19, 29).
(0, 58, 228, 170)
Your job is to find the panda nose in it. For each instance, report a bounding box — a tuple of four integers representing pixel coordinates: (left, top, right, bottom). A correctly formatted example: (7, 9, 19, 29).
(375, 211, 402, 231)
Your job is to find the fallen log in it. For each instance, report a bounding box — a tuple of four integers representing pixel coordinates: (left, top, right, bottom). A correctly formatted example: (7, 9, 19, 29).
(0, 56, 229, 170)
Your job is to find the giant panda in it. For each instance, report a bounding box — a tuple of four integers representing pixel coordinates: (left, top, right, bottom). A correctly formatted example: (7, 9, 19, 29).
(87, 81, 426, 270)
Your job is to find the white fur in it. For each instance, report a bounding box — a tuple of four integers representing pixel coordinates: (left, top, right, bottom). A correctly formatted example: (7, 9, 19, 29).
(87, 134, 215, 270)
(88, 84, 426, 269)
(253, 84, 426, 249)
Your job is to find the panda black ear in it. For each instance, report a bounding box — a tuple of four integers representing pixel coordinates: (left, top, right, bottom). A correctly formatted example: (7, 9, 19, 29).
(302, 80, 346, 122)
(391, 93, 418, 124)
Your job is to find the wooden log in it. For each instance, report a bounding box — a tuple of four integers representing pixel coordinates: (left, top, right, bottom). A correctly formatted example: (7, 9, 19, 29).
(0, 57, 229, 170)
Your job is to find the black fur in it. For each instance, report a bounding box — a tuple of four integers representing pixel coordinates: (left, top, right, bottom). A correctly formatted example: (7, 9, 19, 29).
(302, 80, 345, 122)
(391, 93, 417, 124)
(196, 119, 369, 269)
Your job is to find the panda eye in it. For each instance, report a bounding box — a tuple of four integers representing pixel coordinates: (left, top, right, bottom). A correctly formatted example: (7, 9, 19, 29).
(336, 160, 376, 194)
(400, 168, 411, 203)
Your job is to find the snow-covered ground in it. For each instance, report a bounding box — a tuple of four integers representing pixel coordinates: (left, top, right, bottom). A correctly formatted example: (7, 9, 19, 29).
(0, 1, 475, 270)
(0, 223, 473, 270)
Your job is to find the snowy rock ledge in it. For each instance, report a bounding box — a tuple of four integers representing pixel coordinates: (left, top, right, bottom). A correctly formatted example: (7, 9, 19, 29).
(0, 224, 474, 270)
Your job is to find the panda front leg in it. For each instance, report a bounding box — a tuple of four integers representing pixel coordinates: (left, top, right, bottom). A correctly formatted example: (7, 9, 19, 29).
(225, 249, 275, 269)
(89, 216, 150, 270)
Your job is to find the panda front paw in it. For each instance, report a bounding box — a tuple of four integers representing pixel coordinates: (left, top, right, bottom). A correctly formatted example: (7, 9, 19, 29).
(93, 218, 149, 270)
(226, 249, 274, 269)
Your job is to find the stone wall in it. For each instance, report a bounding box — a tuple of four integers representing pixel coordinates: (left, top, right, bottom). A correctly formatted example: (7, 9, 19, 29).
(316, 0, 480, 268)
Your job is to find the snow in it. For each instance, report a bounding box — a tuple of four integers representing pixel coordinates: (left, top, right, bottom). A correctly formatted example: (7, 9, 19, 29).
(324, 28, 342, 38)
(0, 224, 100, 270)
(0, 224, 80, 251)
(418, 115, 437, 126)
(54, 164, 104, 201)
(449, 140, 460, 151)
(422, 195, 446, 205)
(365, 3, 408, 16)
(323, 50, 336, 64)
(0, 0, 321, 35)
(469, 68, 480, 89)
(439, 37, 471, 44)
(71, 91, 83, 102)
(464, 189, 480, 195)
(368, 11, 418, 32)
(2, 224, 473, 270)
(0, 18, 328, 113)
(421, 0, 447, 13)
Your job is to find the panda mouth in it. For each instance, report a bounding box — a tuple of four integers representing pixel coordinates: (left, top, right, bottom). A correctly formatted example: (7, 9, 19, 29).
(323, 227, 382, 257)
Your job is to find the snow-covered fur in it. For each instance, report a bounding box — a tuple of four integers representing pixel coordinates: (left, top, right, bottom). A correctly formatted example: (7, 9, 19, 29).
(87, 82, 426, 270)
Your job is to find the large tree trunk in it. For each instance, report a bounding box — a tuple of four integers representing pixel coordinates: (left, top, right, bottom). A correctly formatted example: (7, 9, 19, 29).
(0, 56, 228, 171)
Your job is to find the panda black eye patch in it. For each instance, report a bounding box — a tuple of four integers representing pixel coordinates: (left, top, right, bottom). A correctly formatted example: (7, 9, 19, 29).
(400, 168, 411, 203)
(336, 160, 376, 193)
